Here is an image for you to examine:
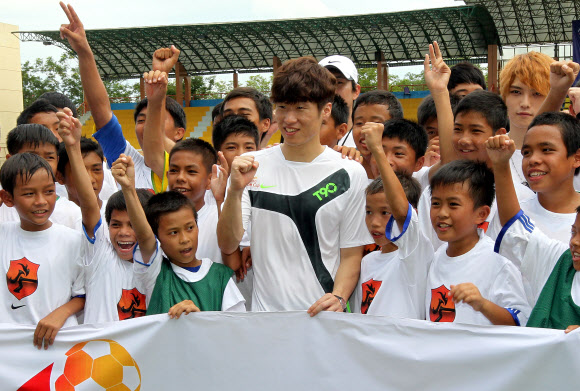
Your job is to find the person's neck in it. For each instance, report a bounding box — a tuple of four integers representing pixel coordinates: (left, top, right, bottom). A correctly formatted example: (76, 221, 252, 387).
(362, 155, 374, 179)
(508, 125, 527, 150)
(537, 182, 580, 213)
(446, 230, 480, 257)
(280, 141, 325, 163)
(194, 197, 205, 212)
(381, 242, 398, 254)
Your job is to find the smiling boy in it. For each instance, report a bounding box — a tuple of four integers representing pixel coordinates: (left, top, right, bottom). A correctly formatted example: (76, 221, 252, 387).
(0, 153, 85, 348)
(217, 56, 372, 313)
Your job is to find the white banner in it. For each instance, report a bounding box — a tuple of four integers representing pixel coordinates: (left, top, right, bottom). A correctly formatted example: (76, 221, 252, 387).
(2, 311, 579, 391)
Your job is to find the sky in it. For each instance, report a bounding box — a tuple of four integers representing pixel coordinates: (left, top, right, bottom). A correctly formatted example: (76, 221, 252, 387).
(2, 0, 464, 81)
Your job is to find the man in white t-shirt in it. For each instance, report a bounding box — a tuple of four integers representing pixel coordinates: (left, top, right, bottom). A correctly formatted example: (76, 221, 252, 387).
(218, 57, 372, 313)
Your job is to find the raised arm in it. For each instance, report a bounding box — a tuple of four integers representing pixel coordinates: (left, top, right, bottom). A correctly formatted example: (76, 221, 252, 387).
(536, 61, 580, 116)
(424, 42, 454, 177)
(485, 134, 520, 225)
(59, 2, 111, 128)
(111, 155, 157, 261)
(362, 122, 409, 227)
(142, 70, 168, 179)
(57, 109, 101, 234)
(217, 155, 258, 254)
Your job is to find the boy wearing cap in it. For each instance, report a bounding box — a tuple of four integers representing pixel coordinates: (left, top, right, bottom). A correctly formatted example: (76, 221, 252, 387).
(319, 55, 361, 148)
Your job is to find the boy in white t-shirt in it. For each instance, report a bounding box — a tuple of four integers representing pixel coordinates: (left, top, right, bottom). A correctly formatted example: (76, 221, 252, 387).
(352, 122, 431, 318)
(112, 155, 245, 317)
(487, 133, 580, 331)
(0, 153, 85, 349)
(427, 159, 530, 326)
(57, 110, 153, 324)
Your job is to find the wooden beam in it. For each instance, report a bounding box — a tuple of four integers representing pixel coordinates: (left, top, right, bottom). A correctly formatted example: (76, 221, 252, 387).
(376, 51, 387, 90)
(233, 71, 239, 88)
(139, 76, 145, 101)
(273, 56, 282, 75)
(184, 76, 191, 107)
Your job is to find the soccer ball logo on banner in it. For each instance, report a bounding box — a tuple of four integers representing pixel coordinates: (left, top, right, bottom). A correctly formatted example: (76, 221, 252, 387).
(18, 339, 141, 391)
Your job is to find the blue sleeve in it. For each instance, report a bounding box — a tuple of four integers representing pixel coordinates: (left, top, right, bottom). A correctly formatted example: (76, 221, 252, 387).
(82, 218, 103, 244)
(505, 308, 522, 326)
(93, 114, 127, 168)
(493, 210, 534, 253)
(385, 203, 413, 242)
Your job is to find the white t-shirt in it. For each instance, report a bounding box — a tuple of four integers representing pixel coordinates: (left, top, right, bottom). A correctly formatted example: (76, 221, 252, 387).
(338, 129, 356, 148)
(82, 221, 148, 324)
(426, 233, 530, 326)
(494, 210, 580, 306)
(0, 196, 82, 230)
(197, 192, 222, 264)
(124, 143, 155, 191)
(352, 206, 432, 319)
(100, 162, 118, 202)
(418, 181, 535, 251)
(519, 196, 575, 244)
(412, 166, 431, 192)
(133, 244, 245, 312)
(509, 150, 527, 188)
(0, 222, 84, 326)
(240, 146, 373, 311)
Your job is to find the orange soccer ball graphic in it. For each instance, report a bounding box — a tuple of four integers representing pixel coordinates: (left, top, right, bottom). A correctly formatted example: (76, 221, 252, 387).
(53, 339, 141, 391)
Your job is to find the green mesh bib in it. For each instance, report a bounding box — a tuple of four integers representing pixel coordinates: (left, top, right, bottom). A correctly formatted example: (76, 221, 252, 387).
(527, 250, 580, 329)
(147, 258, 233, 315)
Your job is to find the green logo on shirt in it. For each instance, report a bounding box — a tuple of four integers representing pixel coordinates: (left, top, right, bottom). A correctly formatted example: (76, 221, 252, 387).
(312, 183, 337, 201)
(260, 184, 277, 189)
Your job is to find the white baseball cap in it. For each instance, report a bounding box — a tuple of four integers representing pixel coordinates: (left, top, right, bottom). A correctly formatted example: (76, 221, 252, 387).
(319, 55, 359, 84)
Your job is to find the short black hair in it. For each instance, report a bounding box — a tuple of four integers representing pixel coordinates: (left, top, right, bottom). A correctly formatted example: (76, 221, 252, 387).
(0, 152, 55, 195)
(145, 190, 198, 236)
(330, 95, 349, 126)
(212, 115, 259, 152)
(325, 67, 358, 93)
(212, 102, 224, 123)
(430, 160, 495, 209)
(353, 90, 404, 122)
(417, 95, 437, 127)
(38, 92, 78, 118)
(223, 87, 273, 121)
(17, 99, 59, 125)
(382, 118, 428, 160)
(7, 124, 60, 155)
(57, 137, 105, 177)
(133, 97, 187, 131)
(366, 173, 422, 209)
(448, 62, 487, 92)
(528, 112, 580, 175)
(454, 90, 508, 133)
(105, 189, 153, 226)
(169, 138, 218, 175)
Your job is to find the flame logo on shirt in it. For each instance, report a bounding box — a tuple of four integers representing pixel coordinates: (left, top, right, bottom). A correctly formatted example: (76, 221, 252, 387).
(361, 279, 382, 314)
(7, 258, 39, 300)
(430, 284, 455, 322)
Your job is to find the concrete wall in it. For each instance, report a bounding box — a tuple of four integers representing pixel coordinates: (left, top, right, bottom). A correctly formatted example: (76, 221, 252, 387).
(0, 23, 23, 164)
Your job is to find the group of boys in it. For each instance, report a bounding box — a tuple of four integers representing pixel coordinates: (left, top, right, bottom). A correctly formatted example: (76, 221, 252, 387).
(3, 2, 580, 350)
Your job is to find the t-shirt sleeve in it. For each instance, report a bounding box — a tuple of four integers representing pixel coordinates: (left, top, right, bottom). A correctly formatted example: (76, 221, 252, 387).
(133, 240, 163, 301)
(71, 242, 86, 298)
(489, 260, 532, 326)
(221, 277, 246, 312)
(81, 218, 104, 268)
(494, 209, 567, 303)
(339, 168, 373, 248)
(386, 205, 434, 278)
(417, 186, 445, 251)
(92, 114, 127, 168)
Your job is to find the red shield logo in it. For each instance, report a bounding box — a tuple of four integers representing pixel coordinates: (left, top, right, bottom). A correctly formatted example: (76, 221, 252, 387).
(6, 258, 39, 300)
(363, 243, 381, 257)
(430, 284, 455, 322)
(361, 279, 382, 314)
(117, 288, 147, 320)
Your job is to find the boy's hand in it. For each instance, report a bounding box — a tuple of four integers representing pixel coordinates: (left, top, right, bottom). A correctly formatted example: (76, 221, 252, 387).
(424, 137, 440, 167)
(485, 134, 515, 166)
(111, 154, 136, 189)
(34, 308, 69, 350)
(168, 300, 200, 319)
(143, 70, 168, 104)
(424, 41, 451, 93)
(56, 108, 82, 147)
(210, 151, 229, 204)
(307, 293, 344, 316)
(565, 325, 580, 334)
(229, 155, 259, 192)
(59, 2, 90, 54)
(360, 122, 385, 153)
(568, 87, 580, 117)
(333, 145, 362, 163)
(449, 283, 486, 312)
(548, 61, 580, 94)
(235, 246, 253, 282)
(152, 46, 180, 74)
